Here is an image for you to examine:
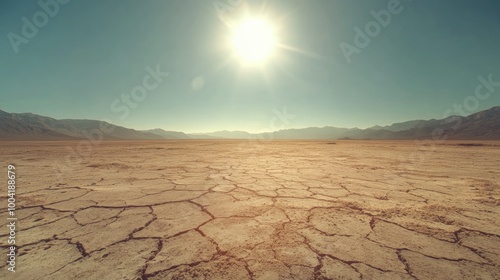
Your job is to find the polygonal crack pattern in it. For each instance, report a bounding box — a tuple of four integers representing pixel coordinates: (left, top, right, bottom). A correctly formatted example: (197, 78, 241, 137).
(0, 140, 499, 279)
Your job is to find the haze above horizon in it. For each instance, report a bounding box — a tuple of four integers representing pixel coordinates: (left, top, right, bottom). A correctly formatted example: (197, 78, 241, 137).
(1, 0, 500, 133)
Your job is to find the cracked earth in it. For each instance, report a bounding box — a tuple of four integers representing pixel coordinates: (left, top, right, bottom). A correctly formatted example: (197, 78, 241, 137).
(0, 140, 499, 279)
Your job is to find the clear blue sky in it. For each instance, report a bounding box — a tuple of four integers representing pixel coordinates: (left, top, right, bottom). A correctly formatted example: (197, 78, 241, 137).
(1, 0, 499, 133)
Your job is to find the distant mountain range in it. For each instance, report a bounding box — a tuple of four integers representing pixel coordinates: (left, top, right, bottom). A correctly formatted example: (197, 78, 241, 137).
(368, 120, 427, 132)
(141, 129, 190, 139)
(1, 106, 499, 140)
(0, 110, 163, 140)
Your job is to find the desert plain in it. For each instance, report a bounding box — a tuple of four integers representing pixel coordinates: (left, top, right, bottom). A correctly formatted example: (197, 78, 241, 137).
(0, 140, 499, 279)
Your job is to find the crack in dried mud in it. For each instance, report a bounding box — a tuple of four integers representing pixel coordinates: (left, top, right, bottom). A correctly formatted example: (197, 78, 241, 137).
(1, 140, 499, 279)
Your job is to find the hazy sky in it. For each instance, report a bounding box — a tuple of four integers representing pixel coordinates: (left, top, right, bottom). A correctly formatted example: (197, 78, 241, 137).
(1, 0, 500, 133)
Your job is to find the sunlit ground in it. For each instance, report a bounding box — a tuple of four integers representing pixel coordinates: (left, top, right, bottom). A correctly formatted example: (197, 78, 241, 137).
(1, 140, 499, 279)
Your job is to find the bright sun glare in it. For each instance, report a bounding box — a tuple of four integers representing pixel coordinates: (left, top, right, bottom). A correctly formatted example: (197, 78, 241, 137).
(232, 19, 277, 64)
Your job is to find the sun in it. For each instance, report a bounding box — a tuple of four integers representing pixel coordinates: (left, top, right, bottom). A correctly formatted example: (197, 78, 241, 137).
(232, 19, 277, 64)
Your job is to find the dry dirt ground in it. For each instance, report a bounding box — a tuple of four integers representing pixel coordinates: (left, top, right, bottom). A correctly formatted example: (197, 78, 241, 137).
(0, 140, 499, 280)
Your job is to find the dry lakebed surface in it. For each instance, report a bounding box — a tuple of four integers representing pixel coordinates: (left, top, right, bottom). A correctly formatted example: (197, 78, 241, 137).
(0, 140, 499, 279)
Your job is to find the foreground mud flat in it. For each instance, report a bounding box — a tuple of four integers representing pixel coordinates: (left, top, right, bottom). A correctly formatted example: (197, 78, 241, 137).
(0, 140, 499, 279)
